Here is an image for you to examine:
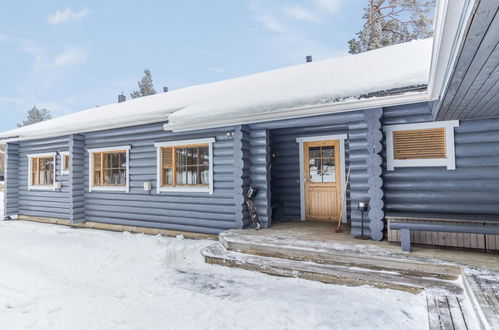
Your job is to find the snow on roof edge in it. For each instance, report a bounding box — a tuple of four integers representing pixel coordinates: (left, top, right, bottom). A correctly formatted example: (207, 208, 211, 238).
(0, 38, 433, 142)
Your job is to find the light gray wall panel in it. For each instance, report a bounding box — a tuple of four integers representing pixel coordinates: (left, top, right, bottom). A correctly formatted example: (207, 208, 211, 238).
(4, 143, 19, 217)
(83, 122, 239, 234)
(17, 137, 70, 219)
(383, 104, 499, 219)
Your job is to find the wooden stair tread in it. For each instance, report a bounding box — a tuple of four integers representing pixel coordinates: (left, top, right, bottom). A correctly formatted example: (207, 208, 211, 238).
(462, 268, 499, 330)
(220, 231, 461, 279)
(202, 243, 461, 294)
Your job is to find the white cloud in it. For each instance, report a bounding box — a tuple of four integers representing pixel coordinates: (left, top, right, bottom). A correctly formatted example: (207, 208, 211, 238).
(314, 0, 341, 13)
(34, 46, 89, 71)
(255, 14, 286, 33)
(283, 6, 318, 22)
(47, 7, 89, 25)
(208, 67, 225, 73)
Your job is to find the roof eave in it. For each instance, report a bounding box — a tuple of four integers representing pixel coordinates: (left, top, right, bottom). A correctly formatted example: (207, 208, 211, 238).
(164, 91, 430, 133)
(427, 0, 478, 118)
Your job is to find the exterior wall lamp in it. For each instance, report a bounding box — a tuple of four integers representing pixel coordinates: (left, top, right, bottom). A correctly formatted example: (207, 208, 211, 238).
(355, 201, 370, 240)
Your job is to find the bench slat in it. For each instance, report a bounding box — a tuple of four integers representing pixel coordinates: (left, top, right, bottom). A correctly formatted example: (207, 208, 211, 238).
(390, 223, 499, 235)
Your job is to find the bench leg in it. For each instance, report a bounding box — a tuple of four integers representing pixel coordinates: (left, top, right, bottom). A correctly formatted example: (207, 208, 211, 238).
(400, 229, 411, 252)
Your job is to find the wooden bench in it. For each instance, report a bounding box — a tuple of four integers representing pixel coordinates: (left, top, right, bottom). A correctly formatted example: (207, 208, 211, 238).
(389, 222, 499, 252)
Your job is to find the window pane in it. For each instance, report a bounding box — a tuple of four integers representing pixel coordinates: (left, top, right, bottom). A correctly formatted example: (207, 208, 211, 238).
(171, 144, 210, 186)
(64, 155, 70, 171)
(309, 158, 322, 183)
(322, 158, 336, 183)
(199, 147, 209, 165)
(309, 147, 321, 159)
(176, 164, 187, 185)
(119, 152, 126, 169)
(199, 165, 209, 184)
(322, 146, 334, 157)
(163, 168, 173, 185)
(94, 151, 126, 186)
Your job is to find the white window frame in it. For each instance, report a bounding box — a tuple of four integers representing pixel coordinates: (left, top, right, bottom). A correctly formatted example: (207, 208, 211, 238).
(27, 152, 57, 191)
(154, 138, 215, 194)
(87, 146, 131, 192)
(60, 151, 70, 175)
(296, 134, 348, 223)
(384, 120, 459, 171)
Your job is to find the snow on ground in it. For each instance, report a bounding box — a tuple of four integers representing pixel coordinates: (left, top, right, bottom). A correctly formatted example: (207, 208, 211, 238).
(0, 219, 429, 330)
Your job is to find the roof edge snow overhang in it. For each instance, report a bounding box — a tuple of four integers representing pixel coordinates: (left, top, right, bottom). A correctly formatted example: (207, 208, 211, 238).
(427, 0, 477, 118)
(0, 118, 171, 143)
(164, 91, 430, 133)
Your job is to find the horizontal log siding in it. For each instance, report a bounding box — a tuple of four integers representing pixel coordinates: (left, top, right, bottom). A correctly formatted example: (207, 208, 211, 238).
(17, 136, 70, 219)
(83, 122, 239, 234)
(383, 103, 499, 218)
(251, 109, 371, 236)
(4, 143, 19, 217)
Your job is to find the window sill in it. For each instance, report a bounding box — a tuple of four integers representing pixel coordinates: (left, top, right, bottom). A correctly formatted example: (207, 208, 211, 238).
(90, 186, 128, 192)
(61, 171, 69, 175)
(392, 158, 454, 170)
(158, 186, 212, 194)
(29, 185, 55, 191)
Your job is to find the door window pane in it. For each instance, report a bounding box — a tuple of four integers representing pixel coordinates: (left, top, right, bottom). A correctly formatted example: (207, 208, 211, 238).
(308, 145, 336, 183)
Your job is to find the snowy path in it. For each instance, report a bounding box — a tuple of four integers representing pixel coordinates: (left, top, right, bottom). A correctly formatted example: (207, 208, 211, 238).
(0, 210, 428, 329)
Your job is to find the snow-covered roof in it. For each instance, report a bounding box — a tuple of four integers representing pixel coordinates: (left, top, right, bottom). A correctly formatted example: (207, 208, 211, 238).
(0, 38, 432, 142)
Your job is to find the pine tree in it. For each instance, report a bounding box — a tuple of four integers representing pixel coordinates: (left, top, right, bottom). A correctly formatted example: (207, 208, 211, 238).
(17, 106, 52, 127)
(348, 0, 435, 54)
(130, 69, 157, 99)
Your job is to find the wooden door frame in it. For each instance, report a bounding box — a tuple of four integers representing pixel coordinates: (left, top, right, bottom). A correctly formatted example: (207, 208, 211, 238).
(296, 134, 347, 222)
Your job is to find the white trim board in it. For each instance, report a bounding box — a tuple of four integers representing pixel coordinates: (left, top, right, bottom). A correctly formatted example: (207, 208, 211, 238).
(155, 137, 215, 195)
(384, 120, 459, 171)
(296, 134, 348, 223)
(87, 146, 131, 192)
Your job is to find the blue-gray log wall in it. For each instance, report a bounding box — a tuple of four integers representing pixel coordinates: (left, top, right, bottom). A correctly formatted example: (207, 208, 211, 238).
(383, 103, 499, 218)
(14, 137, 70, 219)
(4, 143, 19, 217)
(249, 109, 382, 237)
(82, 122, 240, 234)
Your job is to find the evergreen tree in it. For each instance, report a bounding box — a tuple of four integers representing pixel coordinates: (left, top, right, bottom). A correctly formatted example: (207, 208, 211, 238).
(17, 106, 52, 127)
(348, 0, 435, 54)
(130, 68, 156, 99)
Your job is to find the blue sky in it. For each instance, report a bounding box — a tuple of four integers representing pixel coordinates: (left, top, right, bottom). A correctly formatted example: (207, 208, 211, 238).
(0, 0, 365, 132)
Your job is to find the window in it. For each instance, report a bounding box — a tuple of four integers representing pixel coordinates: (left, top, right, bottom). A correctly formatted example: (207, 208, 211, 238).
(155, 138, 214, 194)
(384, 120, 459, 171)
(87, 146, 130, 192)
(28, 152, 57, 190)
(61, 151, 70, 175)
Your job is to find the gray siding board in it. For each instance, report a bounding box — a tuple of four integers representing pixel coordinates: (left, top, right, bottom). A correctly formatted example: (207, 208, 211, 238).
(383, 105, 499, 219)
(82, 122, 240, 234)
(4, 143, 19, 216)
(16, 137, 70, 219)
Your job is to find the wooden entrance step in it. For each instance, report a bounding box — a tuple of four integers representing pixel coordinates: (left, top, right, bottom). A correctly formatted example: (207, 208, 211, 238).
(219, 231, 462, 281)
(426, 289, 475, 330)
(462, 268, 499, 330)
(202, 242, 462, 294)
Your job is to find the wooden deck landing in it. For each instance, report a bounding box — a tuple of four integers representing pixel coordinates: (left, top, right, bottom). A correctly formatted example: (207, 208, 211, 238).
(203, 223, 499, 330)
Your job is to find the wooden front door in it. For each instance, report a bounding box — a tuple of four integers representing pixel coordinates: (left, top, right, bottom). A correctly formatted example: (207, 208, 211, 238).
(304, 140, 341, 221)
